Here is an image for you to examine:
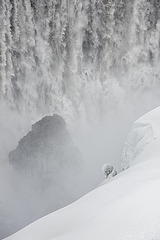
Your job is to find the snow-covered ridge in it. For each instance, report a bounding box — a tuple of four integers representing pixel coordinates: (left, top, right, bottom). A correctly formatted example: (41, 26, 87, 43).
(122, 106, 160, 169)
(4, 107, 160, 240)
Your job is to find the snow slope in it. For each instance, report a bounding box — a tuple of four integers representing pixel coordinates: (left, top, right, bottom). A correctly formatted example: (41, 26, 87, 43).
(4, 107, 160, 240)
(122, 106, 160, 169)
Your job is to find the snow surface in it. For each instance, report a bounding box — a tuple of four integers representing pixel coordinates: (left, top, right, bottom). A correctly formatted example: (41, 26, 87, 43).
(122, 106, 160, 169)
(4, 107, 160, 240)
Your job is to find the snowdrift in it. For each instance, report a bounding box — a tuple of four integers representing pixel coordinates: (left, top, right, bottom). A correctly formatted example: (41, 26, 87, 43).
(122, 106, 160, 169)
(4, 107, 160, 240)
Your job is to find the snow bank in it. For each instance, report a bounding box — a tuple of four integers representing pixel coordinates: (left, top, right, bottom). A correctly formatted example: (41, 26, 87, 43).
(122, 106, 160, 169)
(4, 107, 160, 240)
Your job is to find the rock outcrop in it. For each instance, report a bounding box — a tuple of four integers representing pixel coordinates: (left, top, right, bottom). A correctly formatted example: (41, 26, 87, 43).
(9, 114, 83, 212)
(9, 114, 82, 178)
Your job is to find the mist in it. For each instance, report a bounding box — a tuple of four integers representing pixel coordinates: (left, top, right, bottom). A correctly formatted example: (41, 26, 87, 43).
(1, 88, 160, 239)
(72, 90, 160, 187)
(1, 0, 160, 239)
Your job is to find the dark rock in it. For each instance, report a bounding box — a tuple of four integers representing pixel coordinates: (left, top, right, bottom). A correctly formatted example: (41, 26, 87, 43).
(9, 114, 83, 189)
(7, 114, 84, 235)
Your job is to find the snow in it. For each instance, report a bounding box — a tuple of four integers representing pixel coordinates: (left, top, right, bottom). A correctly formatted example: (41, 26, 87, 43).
(102, 163, 117, 179)
(122, 106, 160, 169)
(4, 107, 160, 240)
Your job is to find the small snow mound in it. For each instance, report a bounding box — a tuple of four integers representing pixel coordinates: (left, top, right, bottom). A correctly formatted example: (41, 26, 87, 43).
(102, 164, 117, 179)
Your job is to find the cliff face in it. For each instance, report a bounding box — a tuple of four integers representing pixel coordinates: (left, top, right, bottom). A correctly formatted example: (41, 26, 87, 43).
(7, 114, 84, 235)
(9, 114, 83, 190)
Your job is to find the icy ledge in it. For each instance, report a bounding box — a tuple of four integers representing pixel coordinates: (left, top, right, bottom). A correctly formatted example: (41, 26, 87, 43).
(4, 107, 160, 240)
(122, 106, 160, 169)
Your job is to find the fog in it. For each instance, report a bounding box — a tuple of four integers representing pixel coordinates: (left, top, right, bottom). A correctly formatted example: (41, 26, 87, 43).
(0, 90, 160, 239)
(1, 0, 160, 238)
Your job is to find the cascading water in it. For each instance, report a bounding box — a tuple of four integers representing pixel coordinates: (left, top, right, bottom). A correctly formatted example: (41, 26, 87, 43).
(1, 1, 160, 239)
(1, 0, 160, 123)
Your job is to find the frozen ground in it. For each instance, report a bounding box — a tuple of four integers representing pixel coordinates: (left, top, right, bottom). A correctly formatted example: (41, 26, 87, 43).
(4, 107, 160, 240)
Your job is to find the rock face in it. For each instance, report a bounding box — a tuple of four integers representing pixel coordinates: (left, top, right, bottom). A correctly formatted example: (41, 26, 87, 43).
(9, 114, 83, 212)
(9, 114, 82, 177)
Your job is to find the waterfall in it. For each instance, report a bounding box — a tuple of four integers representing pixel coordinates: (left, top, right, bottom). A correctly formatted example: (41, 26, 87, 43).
(1, 0, 160, 124)
(1, 2, 160, 238)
